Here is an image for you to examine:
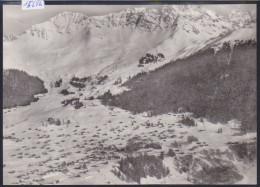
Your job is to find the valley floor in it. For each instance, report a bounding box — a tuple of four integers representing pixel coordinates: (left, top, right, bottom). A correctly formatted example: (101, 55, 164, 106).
(3, 88, 256, 185)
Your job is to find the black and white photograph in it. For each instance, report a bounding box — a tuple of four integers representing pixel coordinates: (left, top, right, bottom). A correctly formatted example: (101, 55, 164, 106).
(3, 2, 257, 185)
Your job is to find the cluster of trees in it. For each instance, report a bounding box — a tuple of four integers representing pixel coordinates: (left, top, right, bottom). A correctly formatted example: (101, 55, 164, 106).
(112, 153, 170, 184)
(98, 90, 114, 103)
(138, 53, 165, 67)
(193, 165, 243, 184)
(3, 69, 47, 108)
(61, 97, 83, 109)
(179, 116, 196, 127)
(47, 118, 62, 126)
(124, 140, 162, 153)
(97, 75, 108, 85)
(61, 97, 80, 106)
(228, 141, 256, 162)
(101, 41, 256, 131)
(175, 150, 243, 184)
(70, 80, 85, 88)
(69, 76, 91, 88)
(71, 76, 91, 83)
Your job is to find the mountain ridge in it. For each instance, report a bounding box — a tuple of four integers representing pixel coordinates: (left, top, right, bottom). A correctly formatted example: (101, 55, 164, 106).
(3, 5, 254, 41)
(3, 5, 256, 96)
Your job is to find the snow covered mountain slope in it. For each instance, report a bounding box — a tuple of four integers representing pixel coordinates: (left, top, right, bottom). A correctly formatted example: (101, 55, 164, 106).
(3, 34, 18, 42)
(3, 5, 256, 92)
(3, 5, 257, 185)
(211, 22, 256, 52)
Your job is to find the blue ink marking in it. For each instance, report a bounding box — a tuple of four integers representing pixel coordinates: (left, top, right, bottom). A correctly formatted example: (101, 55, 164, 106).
(22, 0, 44, 10)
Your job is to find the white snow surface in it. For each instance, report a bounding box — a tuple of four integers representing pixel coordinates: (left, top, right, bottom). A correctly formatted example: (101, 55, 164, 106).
(3, 5, 257, 185)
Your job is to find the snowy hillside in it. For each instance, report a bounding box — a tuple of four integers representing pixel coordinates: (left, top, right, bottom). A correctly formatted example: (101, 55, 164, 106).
(3, 5, 257, 185)
(3, 5, 256, 93)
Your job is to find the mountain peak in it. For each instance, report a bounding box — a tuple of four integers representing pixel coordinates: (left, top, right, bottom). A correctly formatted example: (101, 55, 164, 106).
(51, 11, 87, 20)
(125, 7, 146, 13)
(5, 5, 255, 42)
(228, 9, 252, 27)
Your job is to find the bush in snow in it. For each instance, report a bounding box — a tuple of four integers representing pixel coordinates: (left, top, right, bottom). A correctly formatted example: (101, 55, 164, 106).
(144, 142, 162, 150)
(70, 81, 85, 88)
(86, 96, 94, 100)
(60, 89, 74, 95)
(55, 78, 62, 87)
(179, 116, 196, 127)
(168, 148, 175, 157)
(74, 101, 84, 109)
(187, 135, 199, 144)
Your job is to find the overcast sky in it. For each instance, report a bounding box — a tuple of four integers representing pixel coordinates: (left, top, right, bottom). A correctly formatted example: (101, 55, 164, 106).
(3, 4, 256, 35)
